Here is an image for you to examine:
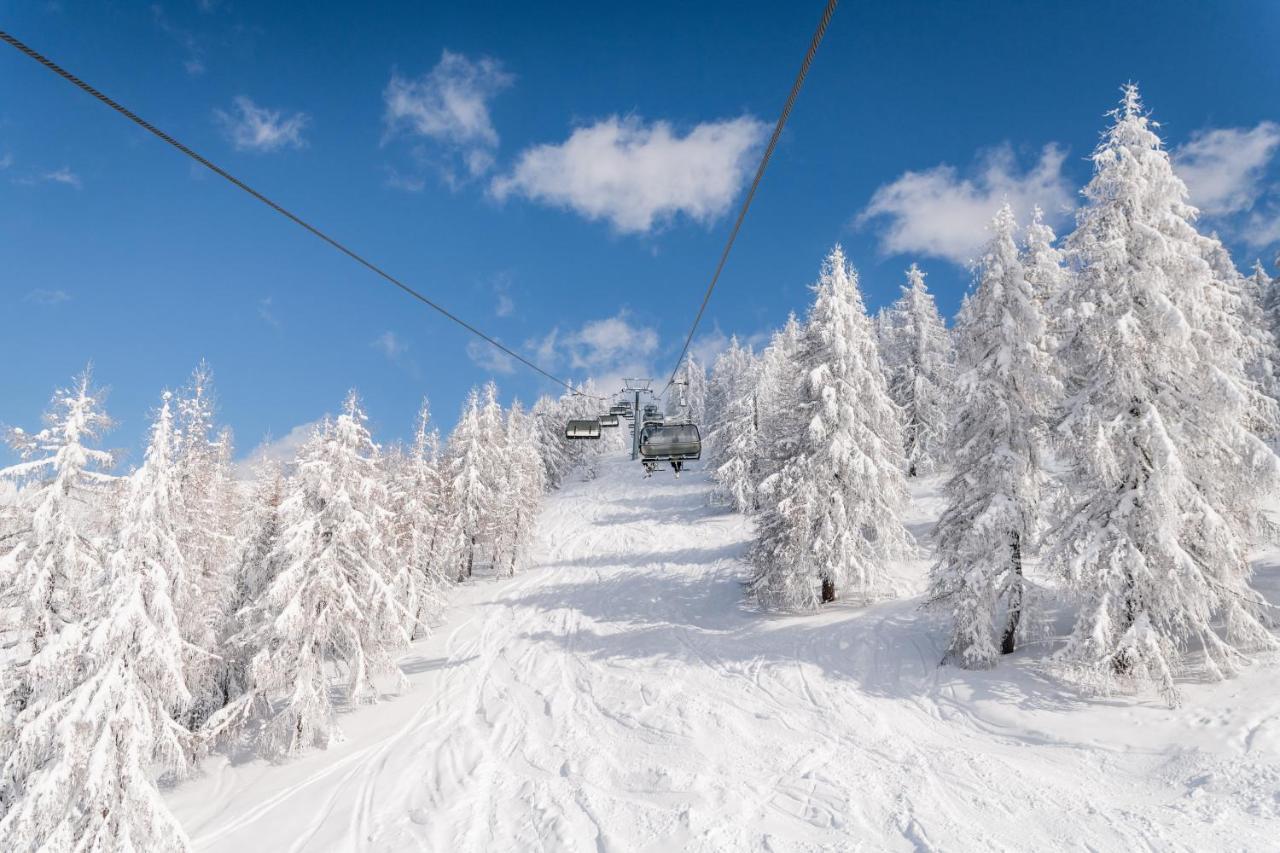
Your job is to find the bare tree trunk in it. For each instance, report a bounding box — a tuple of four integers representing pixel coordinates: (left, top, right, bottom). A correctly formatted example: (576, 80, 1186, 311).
(821, 574, 836, 604)
(1000, 530, 1023, 655)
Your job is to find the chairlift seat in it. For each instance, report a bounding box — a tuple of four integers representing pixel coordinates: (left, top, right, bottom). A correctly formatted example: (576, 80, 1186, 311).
(598, 413, 620, 428)
(639, 423, 701, 461)
(565, 419, 602, 440)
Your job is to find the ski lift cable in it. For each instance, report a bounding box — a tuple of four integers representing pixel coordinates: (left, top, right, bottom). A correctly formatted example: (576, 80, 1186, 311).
(0, 29, 604, 401)
(659, 0, 838, 398)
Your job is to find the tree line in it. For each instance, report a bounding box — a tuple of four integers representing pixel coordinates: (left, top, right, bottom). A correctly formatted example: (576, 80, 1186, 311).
(0, 365, 611, 848)
(701, 85, 1280, 708)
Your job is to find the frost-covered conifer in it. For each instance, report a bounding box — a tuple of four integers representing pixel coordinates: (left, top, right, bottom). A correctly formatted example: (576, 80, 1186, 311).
(750, 247, 912, 610)
(448, 387, 501, 579)
(676, 355, 708, 426)
(495, 401, 547, 575)
(0, 369, 114, 655)
(927, 205, 1058, 667)
(0, 392, 192, 851)
(210, 393, 409, 756)
(752, 314, 805, 500)
(879, 265, 954, 475)
(1051, 86, 1279, 703)
(395, 400, 452, 634)
(531, 395, 575, 488)
(705, 337, 756, 477)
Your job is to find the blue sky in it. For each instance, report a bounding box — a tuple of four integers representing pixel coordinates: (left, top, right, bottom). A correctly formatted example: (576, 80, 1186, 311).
(3, 0, 1279, 467)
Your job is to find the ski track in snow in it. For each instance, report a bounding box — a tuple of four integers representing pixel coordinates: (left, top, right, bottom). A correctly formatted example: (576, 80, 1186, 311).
(167, 454, 1280, 851)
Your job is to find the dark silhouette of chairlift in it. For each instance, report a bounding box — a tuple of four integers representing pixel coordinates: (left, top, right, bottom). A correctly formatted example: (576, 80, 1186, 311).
(564, 419, 602, 440)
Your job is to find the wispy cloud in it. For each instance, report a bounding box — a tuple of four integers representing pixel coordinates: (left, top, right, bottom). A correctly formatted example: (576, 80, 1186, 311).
(372, 330, 408, 359)
(466, 339, 516, 374)
(490, 272, 515, 318)
(151, 3, 206, 76)
(215, 96, 309, 153)
(492, 115, 768, 234)
(856, 143, 1074, 265)
(0, 152, 13, 170)
(235, 420, 319, 479)
(25, 288, 71, 305)
(258, 296, 281, 330)
(523, 311, 662, 393)
(383, 50, 514, 186)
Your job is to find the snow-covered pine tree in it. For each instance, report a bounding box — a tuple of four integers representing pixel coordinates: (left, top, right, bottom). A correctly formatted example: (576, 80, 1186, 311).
(448, 387, 500, 580)
(495, 401, 547, 576)
(531, 395, 575, 488)
(210, 393, 409, 756)
(676, 354, 708, 426)
(752, 313, 805, 501)
(927, 205, 1059, 667)
(395, 399, 452, 634)
(880, 264, 954, 476)
(711, 357, 760, 513)
(1051, 85, 1280, 703)
(0, 392, 192, 851)
(0, 369, 114, 657)
(173, 363, 239, 725)
(1253, 260, 1280, 391)
(750, 246, 912, 611)
(705, 337, 757, 487)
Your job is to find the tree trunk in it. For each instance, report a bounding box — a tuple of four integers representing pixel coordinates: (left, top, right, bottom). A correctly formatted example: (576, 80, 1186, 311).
(820, 575, 836, 604)
(1000, 530, 1023, 655)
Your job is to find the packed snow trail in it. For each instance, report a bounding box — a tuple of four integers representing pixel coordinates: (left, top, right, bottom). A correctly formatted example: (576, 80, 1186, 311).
(168, 453, 1280, 851)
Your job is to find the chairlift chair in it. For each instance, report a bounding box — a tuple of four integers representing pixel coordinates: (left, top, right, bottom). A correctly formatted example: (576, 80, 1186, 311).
(639, 422, 701, 476)
(598, 413, 620, 428)
(565, 418, 602, 440)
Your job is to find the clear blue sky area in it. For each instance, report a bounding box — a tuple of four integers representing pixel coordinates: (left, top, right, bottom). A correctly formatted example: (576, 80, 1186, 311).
(3, 0, 1278, 464)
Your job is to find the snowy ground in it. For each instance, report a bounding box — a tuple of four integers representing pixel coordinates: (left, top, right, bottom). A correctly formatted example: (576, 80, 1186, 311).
(167, 453, 1280, 851)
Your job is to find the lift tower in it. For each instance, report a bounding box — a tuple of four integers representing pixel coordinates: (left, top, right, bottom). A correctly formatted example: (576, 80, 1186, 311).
(620, 378, 653, 461)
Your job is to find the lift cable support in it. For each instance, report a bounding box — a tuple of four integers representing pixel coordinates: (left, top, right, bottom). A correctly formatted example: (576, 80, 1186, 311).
(0, 29, 603, 401)
(659, 0, 839, 399)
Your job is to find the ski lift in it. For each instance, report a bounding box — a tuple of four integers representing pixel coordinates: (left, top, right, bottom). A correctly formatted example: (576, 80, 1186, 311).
(598, 413, 620, 428)
(642, 403, 659, 418)
(565, 419, 602, 440)
(642, 414, 665, 427)
(608, 403, 630, 417)
(639, 422, 701, 476)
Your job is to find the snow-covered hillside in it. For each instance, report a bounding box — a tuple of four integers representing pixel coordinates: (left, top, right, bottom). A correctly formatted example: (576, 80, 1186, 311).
(167, 453, 1280, 851)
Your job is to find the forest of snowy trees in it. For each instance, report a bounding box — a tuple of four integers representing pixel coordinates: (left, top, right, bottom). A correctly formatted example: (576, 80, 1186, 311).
(2, 84, 1280, 848)
(718, 86, 1280, 702)
(0, 363, 614, 848)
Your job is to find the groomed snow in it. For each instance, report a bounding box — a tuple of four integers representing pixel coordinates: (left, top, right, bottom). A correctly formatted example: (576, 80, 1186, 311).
(166, 453, 1280, 851)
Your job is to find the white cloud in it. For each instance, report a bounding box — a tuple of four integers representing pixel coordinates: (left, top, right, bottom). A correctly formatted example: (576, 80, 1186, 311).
(25, 288, 71, 305)
(1243, 210, 1280, 251)
(1174, 122, 1280, 217)
(523, 311, 661, 394)
(466, 339, 516, 374)
(491, 115, 769, 234)
(383, 51, 514, 183)
(37, 167, 81, 188)
(495, 291, 515, 318)
(372, 330, 407, 359)
(236, 421, 319, 480)
(258, 296, 280, 330)
(215, 96, 309, 152)
(0, 152, 12, 170)
(856, 143, 1074, 265)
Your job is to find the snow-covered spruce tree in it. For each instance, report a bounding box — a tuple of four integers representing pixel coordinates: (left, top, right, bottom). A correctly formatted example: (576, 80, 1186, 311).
(676, 354, 708, 426)
(753, 313, 805, 500)
(0, 392, 192, 851)
(1051, 85, 1280, 703)
(927, 205, 1058, 667)
(711, 355, 761, 513)
(880, 265, 954, 476)
(750, 246, 912, 610)
(705, 337, 757, 489)
(531, 395, 575, 488)
(1254, 259, 1280, 380)
(209, 393, 409, 757)
(1023, 206, 1070, 341)
(395, 400, 452, 634)
(216, 453, 286, 706)
(448, 386, 501, 579)
(0, 369, 114, 657)
(495, 401, 547, 576)
(173, 363, 240, 725)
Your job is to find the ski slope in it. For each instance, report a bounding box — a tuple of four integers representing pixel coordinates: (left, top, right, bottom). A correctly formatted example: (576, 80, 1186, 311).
(167, 453, 1280, 851)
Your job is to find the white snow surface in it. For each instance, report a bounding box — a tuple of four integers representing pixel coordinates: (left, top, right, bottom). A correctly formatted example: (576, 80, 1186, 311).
(167, 453, 1280, 851)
